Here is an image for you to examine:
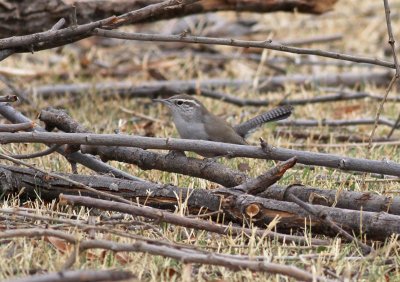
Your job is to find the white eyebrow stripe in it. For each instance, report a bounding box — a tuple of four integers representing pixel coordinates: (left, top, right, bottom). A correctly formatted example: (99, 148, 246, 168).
(175, 99, 200, 107)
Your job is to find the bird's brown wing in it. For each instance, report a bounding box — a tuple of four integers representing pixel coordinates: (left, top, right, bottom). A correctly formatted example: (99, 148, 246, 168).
(203, 113, 247, 145)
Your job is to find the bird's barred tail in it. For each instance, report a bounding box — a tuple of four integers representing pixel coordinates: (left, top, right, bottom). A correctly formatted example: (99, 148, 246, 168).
(234, 105, 293, 138)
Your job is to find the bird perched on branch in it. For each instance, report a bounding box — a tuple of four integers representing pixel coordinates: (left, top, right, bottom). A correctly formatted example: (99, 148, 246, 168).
(154, 94, 293, 156)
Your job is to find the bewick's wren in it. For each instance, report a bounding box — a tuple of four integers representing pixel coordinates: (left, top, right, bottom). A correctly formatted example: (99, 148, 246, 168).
(154, 94, 293, 155)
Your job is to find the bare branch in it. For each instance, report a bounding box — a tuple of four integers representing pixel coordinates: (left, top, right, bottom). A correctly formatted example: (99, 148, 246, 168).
(3, 131, 400, 178)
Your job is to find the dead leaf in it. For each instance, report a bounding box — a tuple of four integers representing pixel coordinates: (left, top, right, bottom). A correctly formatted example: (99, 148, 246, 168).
(45, 236, 71, 253)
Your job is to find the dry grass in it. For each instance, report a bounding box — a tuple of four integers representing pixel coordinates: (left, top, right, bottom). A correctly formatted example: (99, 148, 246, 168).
(1, 0, 400, 281)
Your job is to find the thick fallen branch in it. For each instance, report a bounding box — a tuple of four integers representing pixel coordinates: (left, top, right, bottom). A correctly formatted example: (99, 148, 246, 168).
(0, 228, 322, 281)
(4, 131, 400, 178)
(1, 163, 397, 241)
(218, 192, 400, 240)
(0, 164, 221, 212)
(0, 0, 337, 38)
(3, 164, 399, 216)
(0, 153, 134, 205)
(262, 184, 400, 215)
(3, 269, 135, 282)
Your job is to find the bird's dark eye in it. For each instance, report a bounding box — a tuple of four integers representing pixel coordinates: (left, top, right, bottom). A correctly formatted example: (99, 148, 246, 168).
(176, 100, 183, 105)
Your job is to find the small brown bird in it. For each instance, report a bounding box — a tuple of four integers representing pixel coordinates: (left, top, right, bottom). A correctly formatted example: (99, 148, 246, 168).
(154, 94, 293, 155)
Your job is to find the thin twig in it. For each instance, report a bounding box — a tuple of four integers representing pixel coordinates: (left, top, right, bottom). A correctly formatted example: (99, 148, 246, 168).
(364, 0, 400, 187)
(92, 29, 395, 69)
(8, 144, 62, 159)
(385, 0, 400, 138)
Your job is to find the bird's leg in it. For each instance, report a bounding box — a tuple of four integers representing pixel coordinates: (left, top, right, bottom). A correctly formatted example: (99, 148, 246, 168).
(166, 149, 187, 158)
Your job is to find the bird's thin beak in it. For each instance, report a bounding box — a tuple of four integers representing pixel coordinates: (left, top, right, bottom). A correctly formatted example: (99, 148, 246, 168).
(152, 98, 167, 104)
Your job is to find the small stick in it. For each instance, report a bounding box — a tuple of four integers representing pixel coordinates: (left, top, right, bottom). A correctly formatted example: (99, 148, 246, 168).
(50, 18, 66, 31)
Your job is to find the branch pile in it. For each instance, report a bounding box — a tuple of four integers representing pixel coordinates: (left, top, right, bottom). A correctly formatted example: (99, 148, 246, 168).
(2, 0, 400, 281)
